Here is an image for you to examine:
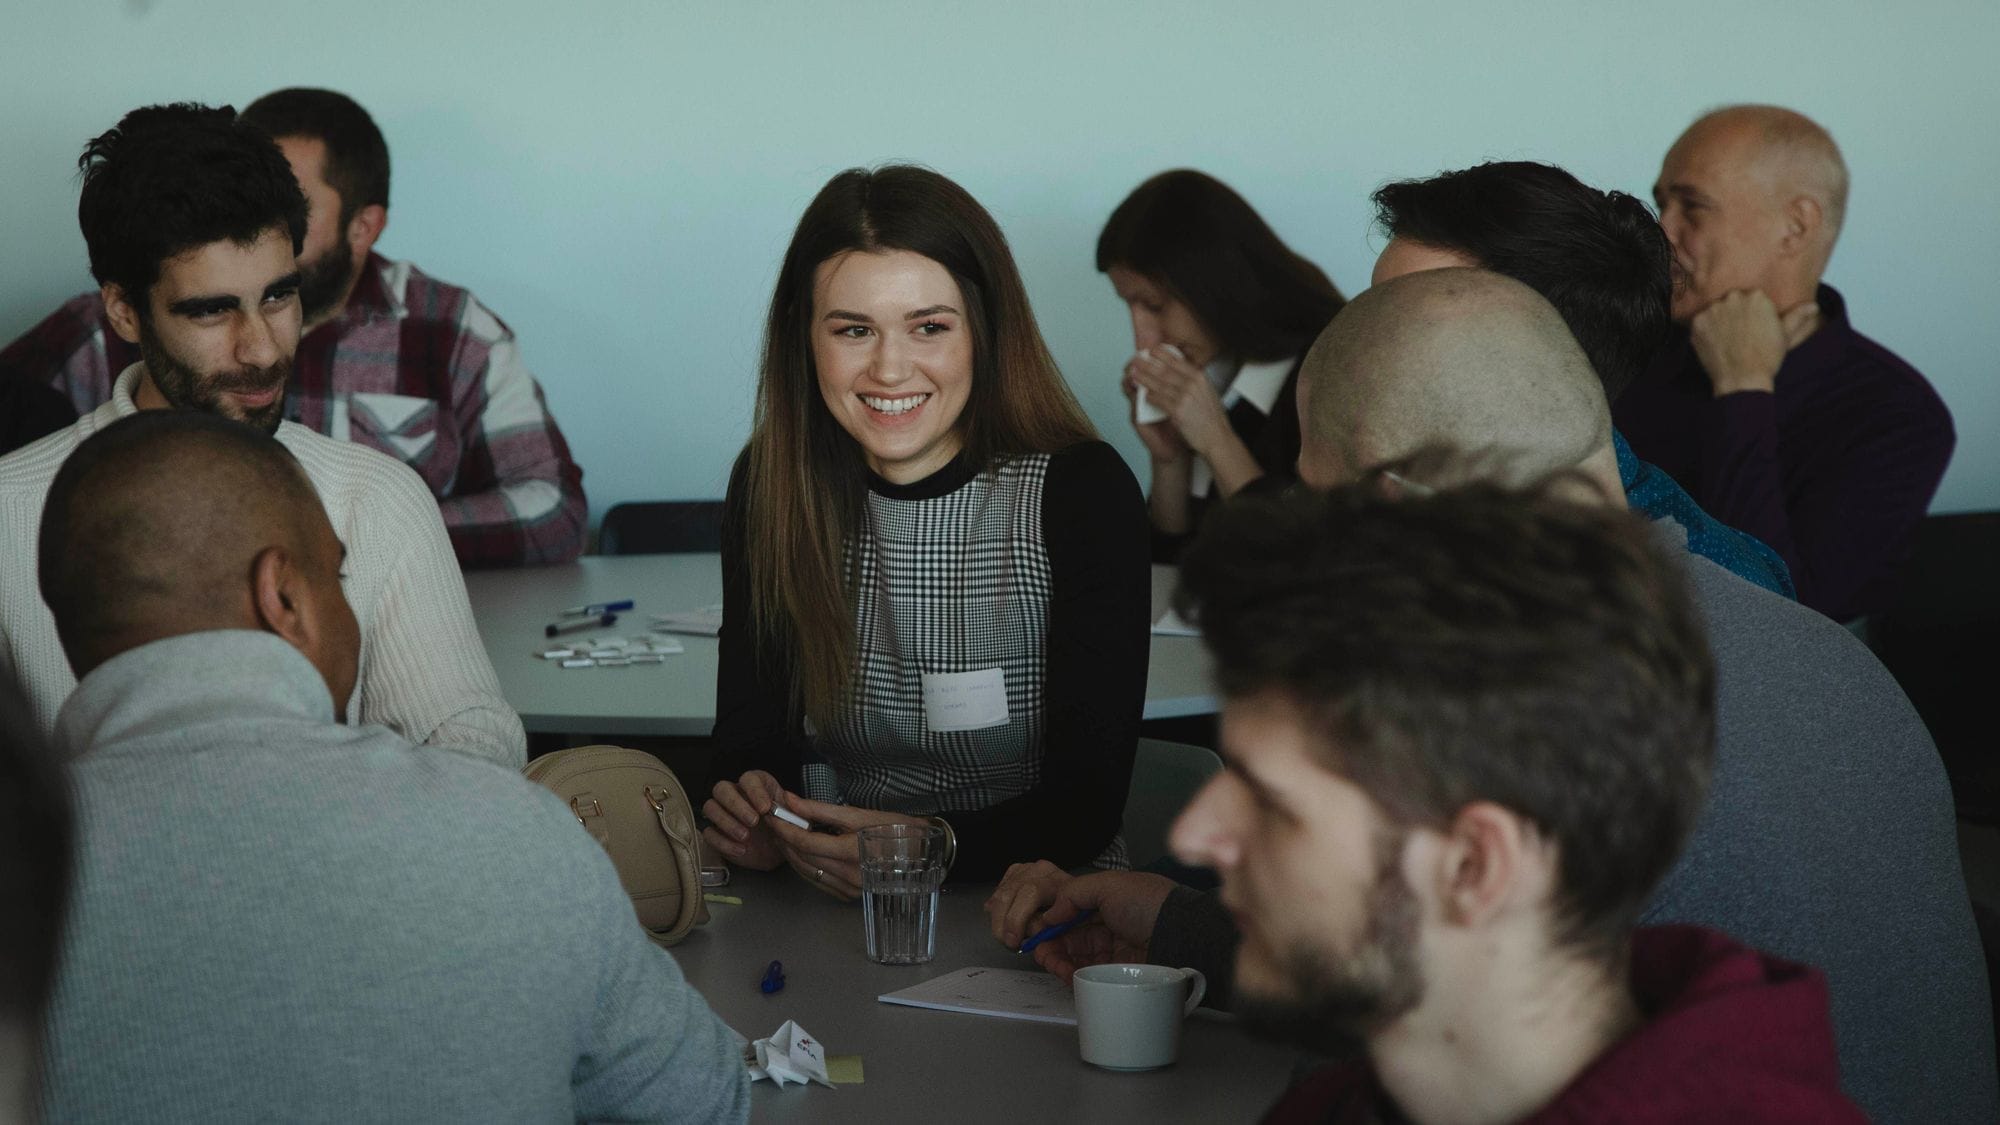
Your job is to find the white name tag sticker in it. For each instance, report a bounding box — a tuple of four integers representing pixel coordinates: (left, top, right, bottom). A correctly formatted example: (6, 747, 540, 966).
(922, 668, 1011, 732)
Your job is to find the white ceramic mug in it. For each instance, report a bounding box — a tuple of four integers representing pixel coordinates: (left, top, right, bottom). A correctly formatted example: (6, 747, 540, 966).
(1072, 963, 1208, 1071)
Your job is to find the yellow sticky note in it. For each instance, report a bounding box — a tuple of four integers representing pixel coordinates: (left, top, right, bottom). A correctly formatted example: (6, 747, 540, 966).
(826, 1055, 864, 1085)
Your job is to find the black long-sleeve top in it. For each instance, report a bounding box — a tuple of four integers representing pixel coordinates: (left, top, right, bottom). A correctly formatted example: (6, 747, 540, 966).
(713, 441, 1151, 881)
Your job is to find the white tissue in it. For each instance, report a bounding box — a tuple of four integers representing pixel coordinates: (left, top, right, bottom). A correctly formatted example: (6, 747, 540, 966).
(744, 1020, 834, 1089)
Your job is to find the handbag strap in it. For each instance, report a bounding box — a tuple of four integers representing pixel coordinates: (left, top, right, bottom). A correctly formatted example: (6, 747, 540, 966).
(569, 791, 611, 848)
(645, 782, 704, 939)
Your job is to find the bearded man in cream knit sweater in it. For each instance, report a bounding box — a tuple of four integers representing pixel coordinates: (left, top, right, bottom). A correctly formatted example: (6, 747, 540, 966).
(0, 102, 523, 766)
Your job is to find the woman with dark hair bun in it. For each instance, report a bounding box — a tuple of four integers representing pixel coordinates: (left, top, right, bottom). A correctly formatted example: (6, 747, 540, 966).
(703, 165, 1150, 896)
(1098, 170, 1347, 560)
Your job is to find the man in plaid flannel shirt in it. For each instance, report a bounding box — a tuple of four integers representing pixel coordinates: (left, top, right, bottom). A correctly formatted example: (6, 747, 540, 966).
(0, 88, 585, 568)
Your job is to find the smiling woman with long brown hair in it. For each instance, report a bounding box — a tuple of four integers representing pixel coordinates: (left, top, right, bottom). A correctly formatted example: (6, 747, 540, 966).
(702, 165, 1150, 896)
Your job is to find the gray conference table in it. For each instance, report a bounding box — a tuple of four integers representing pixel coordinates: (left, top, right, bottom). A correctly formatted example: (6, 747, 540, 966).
(464, 554, 1217, 736)
(674, 869, 1293, 1123)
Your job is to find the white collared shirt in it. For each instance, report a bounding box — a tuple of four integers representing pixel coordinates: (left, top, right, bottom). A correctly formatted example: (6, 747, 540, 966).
(1189, 355, 1298, 497)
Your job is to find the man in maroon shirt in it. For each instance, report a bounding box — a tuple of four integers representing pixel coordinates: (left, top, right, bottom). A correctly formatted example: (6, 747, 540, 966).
(1121, 272, 1863, 1124)
(1614, 105, 1954, 622)
(1161, 444, 1861, 1118)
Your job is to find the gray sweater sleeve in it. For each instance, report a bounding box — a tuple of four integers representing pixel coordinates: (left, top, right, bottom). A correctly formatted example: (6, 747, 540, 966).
(1148, 885, 1241, 1011)
(572, 848, 751, 1123)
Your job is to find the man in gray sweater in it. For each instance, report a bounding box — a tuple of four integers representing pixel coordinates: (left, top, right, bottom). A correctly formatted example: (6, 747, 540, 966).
(991, 270, 1995, 1123)
(34, 411, 749, 1124)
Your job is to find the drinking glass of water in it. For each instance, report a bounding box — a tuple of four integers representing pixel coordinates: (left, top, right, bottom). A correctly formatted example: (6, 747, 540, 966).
(859, 824, 947, 965)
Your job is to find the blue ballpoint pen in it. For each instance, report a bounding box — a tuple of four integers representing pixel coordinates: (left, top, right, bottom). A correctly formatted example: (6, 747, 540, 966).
(560, 598, 634, 616)
(1018, 909, 1096, 954)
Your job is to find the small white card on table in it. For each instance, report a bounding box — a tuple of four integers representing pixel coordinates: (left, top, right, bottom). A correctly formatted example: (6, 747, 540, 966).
(651, 605, 723, 636)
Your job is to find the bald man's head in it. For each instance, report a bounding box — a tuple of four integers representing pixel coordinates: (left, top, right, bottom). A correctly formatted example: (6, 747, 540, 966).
(38, 412, 359, 710)
(1296, 269, 1616, 496)
(1692, 106, 1848, 239)
(1655, 105, 1848, 319)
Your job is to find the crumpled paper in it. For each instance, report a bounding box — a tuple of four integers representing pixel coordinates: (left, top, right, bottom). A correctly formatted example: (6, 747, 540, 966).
(739, 1020, 834, 1089)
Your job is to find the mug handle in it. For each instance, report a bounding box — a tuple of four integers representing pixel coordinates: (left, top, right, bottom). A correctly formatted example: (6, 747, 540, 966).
(1178, 968, 1208, 1016)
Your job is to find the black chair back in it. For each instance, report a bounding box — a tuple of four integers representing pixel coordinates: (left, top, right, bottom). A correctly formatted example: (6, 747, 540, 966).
(598, 500, 726, 555)
(1870, 511, 2000, 821)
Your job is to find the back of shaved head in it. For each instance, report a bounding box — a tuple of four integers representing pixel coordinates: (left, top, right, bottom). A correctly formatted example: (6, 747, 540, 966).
(1299, 268, 1613, 488)
(38, 412, 330, 677)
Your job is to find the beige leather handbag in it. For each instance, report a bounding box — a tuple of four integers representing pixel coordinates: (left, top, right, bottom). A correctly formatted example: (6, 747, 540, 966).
(524, 745, 712, 947)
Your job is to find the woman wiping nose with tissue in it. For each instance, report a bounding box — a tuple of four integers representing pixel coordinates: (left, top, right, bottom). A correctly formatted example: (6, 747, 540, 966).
(1099, 170, 1347, 561)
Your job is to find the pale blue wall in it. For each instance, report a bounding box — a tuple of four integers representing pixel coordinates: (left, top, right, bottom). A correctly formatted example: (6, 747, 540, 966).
(4, 1, 1994, 517)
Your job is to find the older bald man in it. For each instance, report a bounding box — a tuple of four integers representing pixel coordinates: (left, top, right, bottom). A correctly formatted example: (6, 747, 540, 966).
(1615, 105, 1954, 623)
